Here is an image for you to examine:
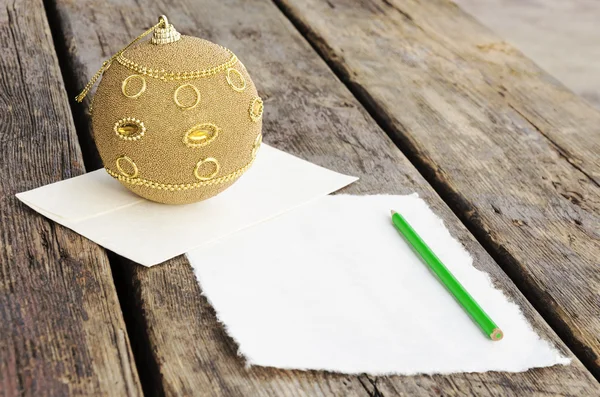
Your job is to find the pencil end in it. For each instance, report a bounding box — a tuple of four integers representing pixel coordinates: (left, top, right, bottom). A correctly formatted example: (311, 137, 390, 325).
(390, 210, 397, 216)
(490, 328, 504, 341)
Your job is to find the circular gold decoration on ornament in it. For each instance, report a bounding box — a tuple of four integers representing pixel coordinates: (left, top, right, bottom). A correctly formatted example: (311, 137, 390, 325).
(174, 83, 201, 110)
(121, 74, 147, 99)
(114, 117, 146, 141)
(116, 156, 139, 178)
(194, 158, 220, 181)
(183, 123, 220, 148)
(249, 97, 264, 122)
(252, 134, 262, 158)
(226, 68, 246, 92)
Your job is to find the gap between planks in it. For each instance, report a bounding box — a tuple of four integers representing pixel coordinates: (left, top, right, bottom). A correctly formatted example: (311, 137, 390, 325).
(39, 0, 600, 395)
(40, 2, 379, 396)
(270, 0, 600, 383)
(40, 1, 155, 396)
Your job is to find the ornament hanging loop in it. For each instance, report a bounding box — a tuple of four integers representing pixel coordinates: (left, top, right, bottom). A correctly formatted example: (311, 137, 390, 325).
(151, 15, 181, 45)
(75, 17, 166, 103)
(159, 15, 169, 27)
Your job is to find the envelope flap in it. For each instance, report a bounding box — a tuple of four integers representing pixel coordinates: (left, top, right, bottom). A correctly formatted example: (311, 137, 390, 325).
(16, 169, 143, 222)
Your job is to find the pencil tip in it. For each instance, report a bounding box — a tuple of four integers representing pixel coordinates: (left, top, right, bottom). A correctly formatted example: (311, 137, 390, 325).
(390, 210, 397, 216)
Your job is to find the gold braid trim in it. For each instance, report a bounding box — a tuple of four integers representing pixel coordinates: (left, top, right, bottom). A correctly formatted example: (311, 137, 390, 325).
(105, 157, 254, 191)
(75, 19, 164, 102)
(116, 48, 238, 81)
(76, 17, 236, 101)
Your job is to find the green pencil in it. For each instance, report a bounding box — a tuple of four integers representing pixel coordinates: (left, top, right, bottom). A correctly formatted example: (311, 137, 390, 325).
(391, 210, 503, 341)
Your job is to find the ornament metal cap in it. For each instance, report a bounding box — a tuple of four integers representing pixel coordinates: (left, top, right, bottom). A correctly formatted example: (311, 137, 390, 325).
(151, 15, 181, 45)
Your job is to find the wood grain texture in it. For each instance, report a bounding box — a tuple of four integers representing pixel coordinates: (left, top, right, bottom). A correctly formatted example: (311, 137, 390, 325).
(0, 1, 141, 395)
(454, 0, 600, 110)
(47, 0, 600, 395)
(273, 0, 600, 378)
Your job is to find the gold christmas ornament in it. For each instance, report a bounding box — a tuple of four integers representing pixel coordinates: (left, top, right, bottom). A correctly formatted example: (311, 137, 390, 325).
(77, 16, 263, 204)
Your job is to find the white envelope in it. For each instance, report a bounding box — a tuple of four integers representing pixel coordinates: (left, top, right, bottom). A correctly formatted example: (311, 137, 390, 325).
(17, 145, 357, 266)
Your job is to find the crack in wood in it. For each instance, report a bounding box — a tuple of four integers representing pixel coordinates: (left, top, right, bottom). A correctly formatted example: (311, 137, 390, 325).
(507, 102, 599, 188)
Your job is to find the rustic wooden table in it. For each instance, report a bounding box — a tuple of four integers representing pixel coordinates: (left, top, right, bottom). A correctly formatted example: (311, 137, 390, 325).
(1, 0, 599, 396)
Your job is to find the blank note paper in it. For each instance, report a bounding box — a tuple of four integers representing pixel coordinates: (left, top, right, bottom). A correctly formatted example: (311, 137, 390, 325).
(187, 194, 570, 375)
(16, 145, 357, 266)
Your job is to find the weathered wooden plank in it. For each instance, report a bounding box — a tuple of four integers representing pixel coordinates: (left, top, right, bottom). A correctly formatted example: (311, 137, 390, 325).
(0, 0, 141, 396)
(48, 0, 599, 395)
(417, 0, 600, 185)
(273, 0, 600, 378)
(454, 0, 600, 110)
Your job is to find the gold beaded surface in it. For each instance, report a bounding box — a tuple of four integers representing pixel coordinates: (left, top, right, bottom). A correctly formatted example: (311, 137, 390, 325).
(91, 33, 262, 204)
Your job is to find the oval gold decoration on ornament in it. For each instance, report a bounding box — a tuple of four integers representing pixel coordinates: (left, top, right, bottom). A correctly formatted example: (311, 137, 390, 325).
(249, 97, 264, 122)
(121, 74, 147, 99)
(174, 83, 201, 109)
(114, 117, 146, 141)
(116, 155, 139, 178)
(194, 157, 220, 181)
(226, 68, 246, 92)
(252, 133, 262, 158)
(183, 123, 220, 148)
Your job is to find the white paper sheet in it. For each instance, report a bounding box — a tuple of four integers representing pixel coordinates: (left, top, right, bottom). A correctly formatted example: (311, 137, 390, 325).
(16, 145, 357, 266)
(187, 194, 569, 375)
